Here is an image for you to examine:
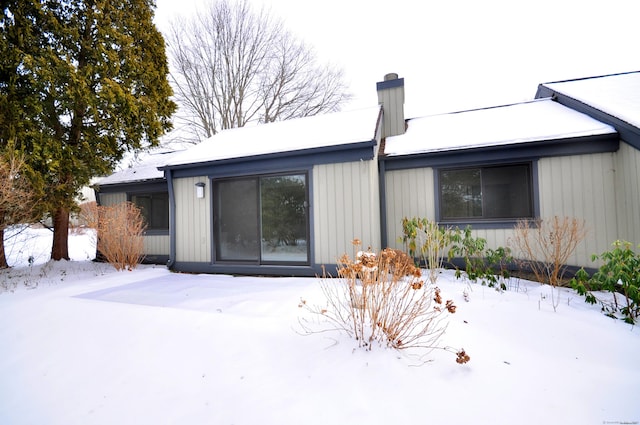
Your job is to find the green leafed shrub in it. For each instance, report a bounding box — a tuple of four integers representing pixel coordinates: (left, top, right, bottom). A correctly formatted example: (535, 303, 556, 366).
(449, 226, 513, 290)
(571, 241, 640, 324)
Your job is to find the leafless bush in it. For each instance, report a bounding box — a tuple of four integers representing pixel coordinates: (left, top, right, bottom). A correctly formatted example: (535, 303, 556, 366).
(0, 151, 42, 268)
(96, 202, 146, 271)
(300, 240, 468, 363)
(69, 201, 99, 236)
(400, 218, 454, 284)
(511, 216, 587, 310)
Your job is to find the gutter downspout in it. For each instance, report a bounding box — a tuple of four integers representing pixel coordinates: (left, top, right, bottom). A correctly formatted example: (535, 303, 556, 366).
(378, 156, 388, 248)
(166, 168, 177, 268)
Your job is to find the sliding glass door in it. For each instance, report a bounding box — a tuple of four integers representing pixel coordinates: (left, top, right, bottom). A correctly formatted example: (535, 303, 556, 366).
(213, 173, 309, 264)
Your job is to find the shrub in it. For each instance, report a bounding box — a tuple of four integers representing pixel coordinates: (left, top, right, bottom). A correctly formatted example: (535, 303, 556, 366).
(96, 202, 146, 271)
(571, 241, 640, 324)
(300, 241, 468, 364)
(511, 216, 587, 287)
(511, 216, 586, 311)
(399, 217, 454, 284)
(448, 226, 513, 290)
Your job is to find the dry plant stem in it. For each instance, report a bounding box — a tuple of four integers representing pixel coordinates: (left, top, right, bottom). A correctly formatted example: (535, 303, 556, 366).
(415, 223, 450, 284)
(512, 216, 587, 311)
(0, 152, 42, 268)
(96, 202, 146, 271)
(302, 242, 461, 359)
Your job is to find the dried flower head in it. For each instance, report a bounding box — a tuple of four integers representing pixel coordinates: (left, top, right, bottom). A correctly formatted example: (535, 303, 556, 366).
(434, 287, 443, 304)
(446, 300, 457, 313)
(411, 281, 424, 290)
(456, 349, 471, 364)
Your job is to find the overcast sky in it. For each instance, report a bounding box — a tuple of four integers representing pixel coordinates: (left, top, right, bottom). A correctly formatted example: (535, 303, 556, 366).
(154, 0, 640, 118)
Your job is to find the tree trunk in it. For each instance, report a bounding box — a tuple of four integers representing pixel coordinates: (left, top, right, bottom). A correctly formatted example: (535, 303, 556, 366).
(0, 227, 8, 268)
(51, 207, 70, 261)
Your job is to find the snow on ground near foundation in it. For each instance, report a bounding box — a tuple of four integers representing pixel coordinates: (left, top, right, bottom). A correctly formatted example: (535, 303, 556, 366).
(1, 228, 639, 425)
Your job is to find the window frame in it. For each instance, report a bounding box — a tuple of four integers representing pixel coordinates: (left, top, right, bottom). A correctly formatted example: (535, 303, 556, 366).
(212, 171, 311, 266)
(127, 191, 170, 235)
(435, 161, 538, 228)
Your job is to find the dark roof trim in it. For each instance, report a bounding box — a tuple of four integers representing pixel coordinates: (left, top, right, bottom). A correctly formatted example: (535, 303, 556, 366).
(169, 261, 333, 277)
(380, 133, 619, 171)
(376, 77, 404, 90)
(537, 70, 640, 86)
(536, 86, 640, 150)
(165, 139, 377, 179)
(96, 180, 167, 194)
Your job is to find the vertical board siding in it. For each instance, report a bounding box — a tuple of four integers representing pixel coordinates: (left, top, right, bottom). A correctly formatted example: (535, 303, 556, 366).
(98, 192, 126, 207)
(538, 152, 617, 267)
(385, 170, 511, 254)
(143, 235, 170, 256)
(384, 168, 436, 251)
(386, 152, 621, 269)
(378, 86, 404, 138)
(174, 177, 211, 263)
(313, 160, 380, 265)
(616, 142, 640, 248)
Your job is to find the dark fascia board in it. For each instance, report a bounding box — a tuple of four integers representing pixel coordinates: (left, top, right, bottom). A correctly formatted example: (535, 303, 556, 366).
(162, 139, 377, 179)
(380, 133, 619, 171)
(536, 85, 640, 150)
(96, 180, 167, 194)
(376, 77, 405, 90)
(169, 261, 338, 278)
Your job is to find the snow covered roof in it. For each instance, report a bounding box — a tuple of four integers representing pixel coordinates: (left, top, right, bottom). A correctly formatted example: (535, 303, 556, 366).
(384, 98, 616, 157)
(164, 106, 381, 168)
(98, 150, 185, 186)
(541, 72, 640, 128)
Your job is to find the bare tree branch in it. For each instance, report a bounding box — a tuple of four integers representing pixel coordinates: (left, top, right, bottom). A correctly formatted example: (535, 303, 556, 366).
(0, 150, 42, 268)
(166, 0, 352, 144)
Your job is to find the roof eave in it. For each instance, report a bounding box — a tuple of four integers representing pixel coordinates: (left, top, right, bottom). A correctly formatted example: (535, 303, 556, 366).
(380, 132, 619, 170)
(536, 87, 640, 150)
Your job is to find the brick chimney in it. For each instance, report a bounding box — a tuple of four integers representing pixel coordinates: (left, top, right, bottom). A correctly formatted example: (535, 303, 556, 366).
(376, 73, 405, 138)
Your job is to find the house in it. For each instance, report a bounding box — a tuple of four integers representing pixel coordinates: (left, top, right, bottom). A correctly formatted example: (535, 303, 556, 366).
(96, 71, 640, 275)
(96, 149, 185, 265)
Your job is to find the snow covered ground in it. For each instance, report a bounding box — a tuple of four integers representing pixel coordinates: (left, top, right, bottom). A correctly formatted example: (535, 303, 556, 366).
(1, 228, 639, 425)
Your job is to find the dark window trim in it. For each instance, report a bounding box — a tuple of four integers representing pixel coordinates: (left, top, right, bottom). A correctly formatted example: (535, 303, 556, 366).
(435, 160, 540, 227)
(128, 191, 170, 234)
(211, 170, 311, 266)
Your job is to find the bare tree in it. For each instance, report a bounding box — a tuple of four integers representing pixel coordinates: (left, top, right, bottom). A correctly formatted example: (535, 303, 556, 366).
(166, 0, 352, 143)
(0, 150, 42, 268)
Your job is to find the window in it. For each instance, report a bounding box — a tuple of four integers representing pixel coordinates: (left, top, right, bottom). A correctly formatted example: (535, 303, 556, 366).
(438, 163, 534, 221)
(130, 192, 169, 231)
(213, 173, 309, 264)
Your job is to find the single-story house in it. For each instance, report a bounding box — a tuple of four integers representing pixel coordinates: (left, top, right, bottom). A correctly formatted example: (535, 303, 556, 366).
(96, 71, 640, 275)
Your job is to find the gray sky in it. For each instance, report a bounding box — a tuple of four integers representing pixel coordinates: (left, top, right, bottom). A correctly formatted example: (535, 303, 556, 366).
(154, 0, 640, 118)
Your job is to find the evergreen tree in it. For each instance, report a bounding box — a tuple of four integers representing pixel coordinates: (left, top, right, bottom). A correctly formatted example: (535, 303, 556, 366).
(0, 0, 176, 260)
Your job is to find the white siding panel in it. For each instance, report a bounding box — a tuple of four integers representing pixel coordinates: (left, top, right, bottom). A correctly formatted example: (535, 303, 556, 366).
(98, 192, 126, 207)
(384, 168, 435, 251)
(616, 142, 640, 247)
(143, 235, 169, 255)
(313, 161, 380, 265)
(538, 152, 617, 267)
(174, 177, 211, 263)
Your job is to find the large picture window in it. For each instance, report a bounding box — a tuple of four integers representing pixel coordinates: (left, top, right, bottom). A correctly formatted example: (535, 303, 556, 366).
(130, 192, 169, 231)
(438, 163, 534, 221)
(213, 173, 309, 264)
